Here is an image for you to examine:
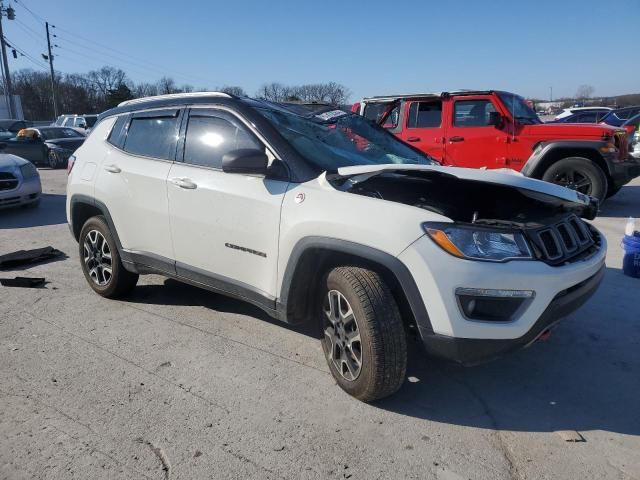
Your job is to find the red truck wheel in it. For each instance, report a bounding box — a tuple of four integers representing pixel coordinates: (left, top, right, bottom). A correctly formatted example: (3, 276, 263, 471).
(542, 157, 608, 201)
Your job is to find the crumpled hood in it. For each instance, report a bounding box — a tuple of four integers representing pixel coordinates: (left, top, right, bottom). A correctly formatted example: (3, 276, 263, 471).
(335, 163, 597, 218)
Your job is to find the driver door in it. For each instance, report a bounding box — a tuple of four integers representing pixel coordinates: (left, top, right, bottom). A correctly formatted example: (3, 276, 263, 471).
(167, 107, 289, 302)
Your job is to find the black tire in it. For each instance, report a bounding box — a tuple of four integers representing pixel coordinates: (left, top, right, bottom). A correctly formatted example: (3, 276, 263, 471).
(320, 266, 407, 402)
(78, 216, 138, 298)
(47, 149, 60, 169)
(542, 156, 608, 201)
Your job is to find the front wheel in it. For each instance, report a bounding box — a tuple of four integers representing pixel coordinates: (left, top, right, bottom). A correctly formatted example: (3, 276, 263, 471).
(542, 156, 608, 201)
(320, 266, 407, 402)
(47, 149, 60, 169)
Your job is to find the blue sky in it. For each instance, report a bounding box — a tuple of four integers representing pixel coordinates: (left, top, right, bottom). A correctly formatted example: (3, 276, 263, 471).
(4, 0, 639, 101)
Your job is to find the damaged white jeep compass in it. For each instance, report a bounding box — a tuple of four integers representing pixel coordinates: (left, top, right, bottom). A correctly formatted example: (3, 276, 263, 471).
(67, 93, 606, 401)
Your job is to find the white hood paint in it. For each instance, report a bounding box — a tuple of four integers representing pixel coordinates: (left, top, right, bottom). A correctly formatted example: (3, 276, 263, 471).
(336, 164, 592, 207)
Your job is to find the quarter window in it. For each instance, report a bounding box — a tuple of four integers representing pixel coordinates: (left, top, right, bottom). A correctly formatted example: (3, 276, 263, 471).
(453, 100, 497, 127)
(407, 101, 442, 128)
(123, 113, 179, 160)
(108, 115, 129, 147)
(183, 111, 262, 169)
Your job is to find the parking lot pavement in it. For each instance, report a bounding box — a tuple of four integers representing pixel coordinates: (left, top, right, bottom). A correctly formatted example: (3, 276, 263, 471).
(1, 169, 639, 480)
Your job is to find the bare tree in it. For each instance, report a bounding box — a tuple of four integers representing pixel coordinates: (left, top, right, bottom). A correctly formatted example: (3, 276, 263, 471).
(218, 85, 246, 97)
(575, 84, 595, 101)
(256, 82, 291, 102)
(157, 77, 179, 95)
(259, 82, 350, 105)
(132, 82, 158, 98)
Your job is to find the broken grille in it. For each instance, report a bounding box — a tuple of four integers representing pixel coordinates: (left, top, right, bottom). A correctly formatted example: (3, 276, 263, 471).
(527, 215, 596, 265)
(0, 172, 18, 191)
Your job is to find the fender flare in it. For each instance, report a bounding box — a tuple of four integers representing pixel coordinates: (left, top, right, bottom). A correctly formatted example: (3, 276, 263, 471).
(521, 140, 610, 178)
(69, 194, 124, 253)
(278, 236, 434, 335)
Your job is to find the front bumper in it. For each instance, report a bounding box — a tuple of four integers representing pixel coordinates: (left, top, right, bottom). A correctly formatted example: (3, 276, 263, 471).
(421, 265, 604, 365)
(0, 174, 42, 209)
(609, 156, 640, 189)
(398, 225, 607, 364)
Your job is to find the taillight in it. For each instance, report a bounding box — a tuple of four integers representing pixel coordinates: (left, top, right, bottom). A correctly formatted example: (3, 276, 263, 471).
(67, 154, 76, 174)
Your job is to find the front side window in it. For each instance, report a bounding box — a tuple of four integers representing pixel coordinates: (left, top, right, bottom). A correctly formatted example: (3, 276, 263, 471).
(407, 101, 442, 128)
(183, 110, 262, 169)
(123, 113, 179, 160)
(497, 92, 541, 125)
(453, 100, 497, 127)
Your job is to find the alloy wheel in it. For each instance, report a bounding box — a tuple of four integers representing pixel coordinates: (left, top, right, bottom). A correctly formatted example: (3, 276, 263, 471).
(47, 150, 58, 169)
(552, 169, 593, 195)
(323, 290, 363, 381)
(83, 230, 113, 286)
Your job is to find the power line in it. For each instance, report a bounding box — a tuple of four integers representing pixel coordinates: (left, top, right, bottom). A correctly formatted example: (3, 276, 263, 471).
(12, 0, 45, 24)
(14, 18, 45, 41)
(3, 35, 48, 69)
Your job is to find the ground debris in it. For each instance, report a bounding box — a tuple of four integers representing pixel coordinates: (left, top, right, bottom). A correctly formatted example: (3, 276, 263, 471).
(556, 430, 586, 442)
(136, 438, 172, 479)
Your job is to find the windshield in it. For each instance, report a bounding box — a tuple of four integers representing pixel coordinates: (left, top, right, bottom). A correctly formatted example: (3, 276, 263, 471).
(498, 92, 541, 125)
(257, 107, 435, 172)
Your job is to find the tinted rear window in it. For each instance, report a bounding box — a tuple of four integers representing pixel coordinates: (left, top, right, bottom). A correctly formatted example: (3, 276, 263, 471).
(108, 115, 129, 147)
(123, 114, 179, 160)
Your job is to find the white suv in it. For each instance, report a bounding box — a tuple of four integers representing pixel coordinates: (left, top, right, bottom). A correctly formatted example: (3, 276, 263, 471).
(67, 92, 607, 401)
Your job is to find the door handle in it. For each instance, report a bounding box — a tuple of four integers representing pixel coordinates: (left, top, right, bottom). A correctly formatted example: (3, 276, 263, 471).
(449, 136, 464, 142)
(169, 177, 197, 189)
(103, 164, 121, 173)
(406, 136, 421, 142)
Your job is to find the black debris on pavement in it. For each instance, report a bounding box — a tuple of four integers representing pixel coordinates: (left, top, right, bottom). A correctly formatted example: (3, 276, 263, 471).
(0, 247, 65, 270)
(0, 277, 46, 288)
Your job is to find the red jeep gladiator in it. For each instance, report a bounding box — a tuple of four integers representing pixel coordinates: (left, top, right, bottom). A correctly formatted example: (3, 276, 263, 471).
(354, 91, 640, 200)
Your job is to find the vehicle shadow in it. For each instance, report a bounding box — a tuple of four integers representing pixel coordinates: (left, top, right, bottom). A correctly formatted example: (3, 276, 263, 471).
(123, 266, 640, 436)
(0, 193, 67, 229)
(375, 266, 640, 436)
(126, 278, 321, 338)
(599, 185, 640, 218)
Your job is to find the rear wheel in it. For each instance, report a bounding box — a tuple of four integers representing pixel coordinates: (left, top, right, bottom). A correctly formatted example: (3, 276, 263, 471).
(542, 156, 608, 201)
(320, 266, 407, 402)
(79, 216, 138, 298)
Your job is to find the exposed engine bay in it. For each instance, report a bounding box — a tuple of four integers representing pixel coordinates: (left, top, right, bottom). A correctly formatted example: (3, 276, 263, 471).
(335, 170, 597, 227)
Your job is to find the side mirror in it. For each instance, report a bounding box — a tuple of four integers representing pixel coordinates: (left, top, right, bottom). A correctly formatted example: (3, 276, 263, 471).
(488, 111, 504, 128)
(222, 148, 268, 175)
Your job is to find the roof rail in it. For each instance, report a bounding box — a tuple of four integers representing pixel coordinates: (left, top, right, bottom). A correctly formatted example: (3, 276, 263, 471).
(118, 91, 232, 108)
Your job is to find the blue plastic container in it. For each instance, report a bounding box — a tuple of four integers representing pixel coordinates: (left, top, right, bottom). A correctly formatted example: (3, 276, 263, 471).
(622, 234, 640, 278)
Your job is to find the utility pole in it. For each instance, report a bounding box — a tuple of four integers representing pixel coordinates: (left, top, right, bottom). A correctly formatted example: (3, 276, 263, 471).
(0, 2, 15, 118)
(45, 22, 58, 119)
(549, 86, 553, 102)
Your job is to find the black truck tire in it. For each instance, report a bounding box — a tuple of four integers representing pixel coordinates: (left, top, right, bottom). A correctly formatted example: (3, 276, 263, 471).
(320, 266, 407, 402)
(542, 156, 608, 201)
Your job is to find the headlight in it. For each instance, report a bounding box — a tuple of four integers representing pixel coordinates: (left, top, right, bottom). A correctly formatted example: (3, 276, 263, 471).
(424, 223, 532, 262)
(19, 162, 38, 179)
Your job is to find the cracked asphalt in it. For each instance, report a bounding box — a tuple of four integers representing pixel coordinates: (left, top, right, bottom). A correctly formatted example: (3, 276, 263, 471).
(1, 169, 639, 480)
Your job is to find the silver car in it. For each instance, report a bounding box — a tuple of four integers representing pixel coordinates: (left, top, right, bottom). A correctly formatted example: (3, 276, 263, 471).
(0, 154, 41, 209)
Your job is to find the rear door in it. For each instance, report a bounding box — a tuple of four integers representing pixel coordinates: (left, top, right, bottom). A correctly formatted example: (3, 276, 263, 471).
(167, 107, 288, 300)
(444, 95, 510, 169)
(397, 99, 444, 161)
(93, 109, 180, 264)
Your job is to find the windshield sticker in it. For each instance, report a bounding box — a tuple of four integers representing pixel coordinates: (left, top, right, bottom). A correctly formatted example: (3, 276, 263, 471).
(315, 110, 348, 121)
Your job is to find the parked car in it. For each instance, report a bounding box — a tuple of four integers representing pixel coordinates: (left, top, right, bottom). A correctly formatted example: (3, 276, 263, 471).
(355, 91, 638, 201)
(0, 127, 86, 169)
(599, 106, 640, 127)
(547, 110, 609, 123)
(0, 119, 33, 141)
(554, 107, 612, 121)
(0, 153, 41, 209)
(67, 92, 606, 401)
(52, 114, 97, 131)
(622, 113, 640, 157)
